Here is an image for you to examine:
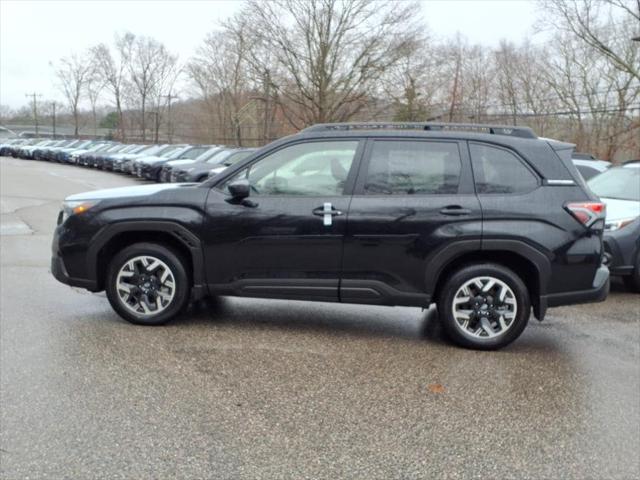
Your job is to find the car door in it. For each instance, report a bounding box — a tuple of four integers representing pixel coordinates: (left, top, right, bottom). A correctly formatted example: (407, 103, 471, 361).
(202, 139, 364, 301)
(341, 138, 482, 306)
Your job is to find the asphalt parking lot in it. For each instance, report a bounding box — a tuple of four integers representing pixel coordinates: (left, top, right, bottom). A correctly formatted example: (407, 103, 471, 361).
(0, 156, 639, 479)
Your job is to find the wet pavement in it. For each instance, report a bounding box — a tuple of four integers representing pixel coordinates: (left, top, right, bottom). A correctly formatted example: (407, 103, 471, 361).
(1, 156, 639, 479)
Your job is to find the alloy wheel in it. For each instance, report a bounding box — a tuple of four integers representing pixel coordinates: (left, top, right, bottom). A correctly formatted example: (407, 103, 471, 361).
(115, 255, 176, 317)
(451, 276, 518, 339)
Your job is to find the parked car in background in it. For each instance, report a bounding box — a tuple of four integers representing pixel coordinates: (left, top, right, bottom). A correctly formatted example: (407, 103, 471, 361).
(572, 153, 611, 180)
(588, 161, 640, 292)
(0, 138, 29, 156)
(101, 145, 148, 170)
(138, 145, 210, 181)
(19, 139, 60, 159)
(165, 146, 230, 182)
(107, 145, 160, 172)
(68, 142, 115, 164)
(46, 140, 94, 162)
(205, 148, 258, 180)
(80, 144, 127, 167)
(51, 122, 609, 350)
(130, 144, 188, 178)
(123, 144, 178, 174)
(111, 144, 162, 172)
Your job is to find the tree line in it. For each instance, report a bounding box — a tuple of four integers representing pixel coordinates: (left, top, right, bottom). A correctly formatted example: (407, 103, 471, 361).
(3, 0, 639, 161)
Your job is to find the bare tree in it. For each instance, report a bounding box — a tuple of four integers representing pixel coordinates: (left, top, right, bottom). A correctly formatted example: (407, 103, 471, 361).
(188, 19, 253, 145)
(85, 69, 105, 136)
(538, 0, 640, 81)
(91, 37, 129, 140)
(121, 34, 178, 141)
(237, 0, 421, 128)
(53, 53, 92, 136)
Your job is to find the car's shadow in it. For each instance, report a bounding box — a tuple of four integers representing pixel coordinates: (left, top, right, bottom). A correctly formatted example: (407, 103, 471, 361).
(179, 295, 450, 344)
(177, 296, 568, 352)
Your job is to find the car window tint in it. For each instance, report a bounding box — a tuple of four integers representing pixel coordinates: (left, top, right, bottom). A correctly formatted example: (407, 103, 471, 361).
(576, 165, 599, 181)
(363, 141, 461, 195)
(223, 141, 358, 196)
(470, 143, 538, 194)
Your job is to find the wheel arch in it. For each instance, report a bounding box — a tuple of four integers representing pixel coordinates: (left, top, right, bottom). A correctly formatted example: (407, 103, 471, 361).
(427, 240, 551, 320)
(88, 221, 206, 296)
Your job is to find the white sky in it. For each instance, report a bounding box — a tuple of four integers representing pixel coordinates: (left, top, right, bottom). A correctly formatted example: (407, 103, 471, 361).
(0, 0, 542, 109)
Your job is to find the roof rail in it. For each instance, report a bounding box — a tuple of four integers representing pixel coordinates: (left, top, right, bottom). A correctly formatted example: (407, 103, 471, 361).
(302, 122, 538, 139)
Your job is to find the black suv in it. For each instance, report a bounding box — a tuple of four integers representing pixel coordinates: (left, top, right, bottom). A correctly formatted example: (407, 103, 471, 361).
(51, 123, 609, 349)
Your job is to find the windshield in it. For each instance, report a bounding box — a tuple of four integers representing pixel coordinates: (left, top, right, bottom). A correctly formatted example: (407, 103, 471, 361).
(155, 145, 178, 157)
(181, 146, 210, 160)
(134, 145, 157, 154)
(206, 149, 233, 164)
(167, 147, 191, 159)
(194, 147, 222, 162)
(588, 166, 640, 202)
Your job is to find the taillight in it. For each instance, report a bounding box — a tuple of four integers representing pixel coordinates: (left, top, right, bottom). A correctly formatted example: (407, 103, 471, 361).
(565, 202, 606, 229)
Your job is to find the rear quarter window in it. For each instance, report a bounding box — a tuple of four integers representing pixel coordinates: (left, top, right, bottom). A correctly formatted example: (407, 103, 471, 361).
(470, 143, 539, 194)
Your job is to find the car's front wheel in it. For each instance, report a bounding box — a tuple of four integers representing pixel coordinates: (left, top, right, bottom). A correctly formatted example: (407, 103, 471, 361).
(437, 264, 530, 350)
(105, 243, 190, 325)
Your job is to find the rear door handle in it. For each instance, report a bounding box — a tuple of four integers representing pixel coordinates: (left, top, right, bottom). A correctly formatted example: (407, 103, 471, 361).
(313, 202, 342, 226)
(440, 206, 471, 216)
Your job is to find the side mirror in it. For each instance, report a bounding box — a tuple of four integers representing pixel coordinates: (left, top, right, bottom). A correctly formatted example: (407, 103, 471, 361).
(227, 179, 250, 200)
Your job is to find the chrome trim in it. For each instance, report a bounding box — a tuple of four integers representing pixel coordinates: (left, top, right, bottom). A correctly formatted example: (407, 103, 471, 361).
(545, 179, 576, 186)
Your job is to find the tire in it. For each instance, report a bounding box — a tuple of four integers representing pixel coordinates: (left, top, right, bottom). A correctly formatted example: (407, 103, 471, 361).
(623, 253, 640, 293)
(105, 242, 191, 325)
(437, 263, 530, 350)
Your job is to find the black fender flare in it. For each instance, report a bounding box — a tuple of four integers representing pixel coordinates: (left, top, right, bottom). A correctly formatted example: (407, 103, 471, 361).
(86, 220, 206, 288)
(424, 238, 552, 308)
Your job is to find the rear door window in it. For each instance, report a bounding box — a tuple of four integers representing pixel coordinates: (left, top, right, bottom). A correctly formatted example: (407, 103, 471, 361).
(362, 140, 462, 195)
(469, 143, 538, 194)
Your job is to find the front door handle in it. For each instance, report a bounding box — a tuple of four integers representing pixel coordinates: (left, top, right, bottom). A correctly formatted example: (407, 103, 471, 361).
(313, 202, 342, 226)
(440, 205, 471, 216)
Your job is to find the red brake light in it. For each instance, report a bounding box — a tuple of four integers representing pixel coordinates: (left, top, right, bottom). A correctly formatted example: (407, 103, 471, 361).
(565, 202, 606, 228)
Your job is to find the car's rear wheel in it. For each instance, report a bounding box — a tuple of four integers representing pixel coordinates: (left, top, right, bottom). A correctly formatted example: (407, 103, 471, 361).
(437, 264, 530, 350)
(105, 243, 190, 325)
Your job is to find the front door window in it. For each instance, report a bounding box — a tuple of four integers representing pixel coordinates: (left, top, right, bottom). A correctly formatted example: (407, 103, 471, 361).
(222, 141, 359, 196)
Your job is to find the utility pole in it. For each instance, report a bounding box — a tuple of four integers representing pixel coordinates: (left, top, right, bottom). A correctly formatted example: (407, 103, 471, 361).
(263, 69, 271, 144)
(25, 92, 42, 136)
(51, 101, 57, 138)
(161, 93, 178, 143)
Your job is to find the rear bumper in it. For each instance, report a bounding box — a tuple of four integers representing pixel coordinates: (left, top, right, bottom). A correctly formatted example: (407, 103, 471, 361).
(541, 265, 610, 313)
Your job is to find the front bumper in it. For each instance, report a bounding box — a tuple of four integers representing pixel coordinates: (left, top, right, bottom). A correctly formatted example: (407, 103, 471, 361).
(51, 254, 98, 290)
(603, 221, 640, 276)
(51, 230, 99, 291)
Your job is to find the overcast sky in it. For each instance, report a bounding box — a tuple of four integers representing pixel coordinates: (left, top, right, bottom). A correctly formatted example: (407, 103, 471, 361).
(0, 0, 542, 109)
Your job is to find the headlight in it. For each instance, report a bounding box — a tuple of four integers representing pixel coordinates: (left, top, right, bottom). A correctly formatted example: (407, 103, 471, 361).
(60, 200, 99, 224)
(605, 217, 638, 231)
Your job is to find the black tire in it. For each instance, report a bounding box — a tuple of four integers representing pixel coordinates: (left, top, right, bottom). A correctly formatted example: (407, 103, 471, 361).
(105, 242, 191, 325)
(623, 253, 640, 293)
(437, 263, 530, 350)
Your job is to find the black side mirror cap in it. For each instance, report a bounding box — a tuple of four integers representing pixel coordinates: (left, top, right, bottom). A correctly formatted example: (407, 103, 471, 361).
(228, 179, 250, 200)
